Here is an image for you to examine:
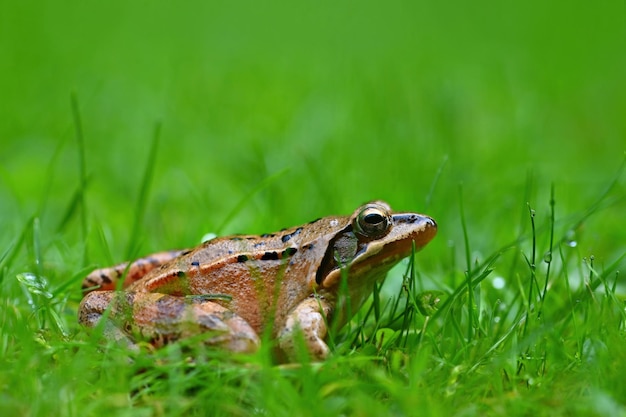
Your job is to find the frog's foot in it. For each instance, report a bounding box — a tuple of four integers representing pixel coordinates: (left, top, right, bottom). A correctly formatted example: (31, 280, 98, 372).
(79, 291, 260, 353)
(278, 296, 333, 361)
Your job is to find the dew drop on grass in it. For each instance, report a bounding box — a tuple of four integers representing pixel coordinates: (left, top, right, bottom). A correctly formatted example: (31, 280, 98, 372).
(492, 276, 506, 289)
(16, 272, 53, 299)
(565, 229, 578, 247)
(201, 232, 217, 243)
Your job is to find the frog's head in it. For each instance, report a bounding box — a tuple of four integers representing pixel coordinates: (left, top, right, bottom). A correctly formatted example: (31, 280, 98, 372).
(316, 201, 437, 308)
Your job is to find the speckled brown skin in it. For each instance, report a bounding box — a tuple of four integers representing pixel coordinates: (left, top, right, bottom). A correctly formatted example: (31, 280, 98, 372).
(79, 201, 437, 361)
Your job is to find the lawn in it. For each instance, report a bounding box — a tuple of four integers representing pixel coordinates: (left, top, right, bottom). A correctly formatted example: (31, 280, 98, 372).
(1, 1, 625, 416)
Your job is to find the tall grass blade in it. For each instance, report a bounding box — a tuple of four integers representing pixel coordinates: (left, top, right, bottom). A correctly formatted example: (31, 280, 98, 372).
(125, 122, 161, 260)
(424, 155, 447, 210)
(70, 93, 90, 265)
(458, 184, 475, 342)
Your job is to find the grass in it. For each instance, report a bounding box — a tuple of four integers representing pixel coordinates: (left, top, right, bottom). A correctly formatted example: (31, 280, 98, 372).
(2, 0, 626, 416)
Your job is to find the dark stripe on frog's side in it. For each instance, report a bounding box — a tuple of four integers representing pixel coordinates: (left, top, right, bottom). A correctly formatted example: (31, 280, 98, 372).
(258, 247, 299, 260)
(222, 247, 300, 265)
(261, 251, 279, 261)
(100, 273, 113, 285)
(283, 247, 297, 256)
(250, 247, 299, 262)
(81, 276, 104, 290)
(281, 227, 303, 243)
(315, 225, 357, 285)
(81, 267, 121, 291)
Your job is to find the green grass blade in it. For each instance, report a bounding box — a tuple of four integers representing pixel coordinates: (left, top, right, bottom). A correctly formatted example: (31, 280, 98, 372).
(70, 93, 90, 265)
(125, 122, 161, 260)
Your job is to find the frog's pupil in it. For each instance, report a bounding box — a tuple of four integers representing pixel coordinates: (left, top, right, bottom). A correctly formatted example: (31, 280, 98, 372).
(364, 213, 384, 224)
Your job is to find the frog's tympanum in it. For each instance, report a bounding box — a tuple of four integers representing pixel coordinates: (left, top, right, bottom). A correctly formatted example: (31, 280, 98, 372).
(79, 201, 437, 361)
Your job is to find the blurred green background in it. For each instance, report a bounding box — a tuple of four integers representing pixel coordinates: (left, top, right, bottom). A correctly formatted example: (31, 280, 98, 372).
(1, 1, 626, 415)
(1, 0, 624, 267)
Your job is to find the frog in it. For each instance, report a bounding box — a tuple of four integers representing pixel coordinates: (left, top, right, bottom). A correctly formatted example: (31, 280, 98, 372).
(78, 201, 437, 361)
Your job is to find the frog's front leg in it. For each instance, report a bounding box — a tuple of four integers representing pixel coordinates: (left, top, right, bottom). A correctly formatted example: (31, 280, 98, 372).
(278, 296, 333, 361)
(79, 291, 260, 353)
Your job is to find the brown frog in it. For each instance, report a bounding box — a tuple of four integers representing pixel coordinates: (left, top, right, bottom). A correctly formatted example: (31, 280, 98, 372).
(79, 201, 437, 360)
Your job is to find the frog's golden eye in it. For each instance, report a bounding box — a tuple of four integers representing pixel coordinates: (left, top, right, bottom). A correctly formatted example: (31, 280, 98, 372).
(355, 204, 392, 239)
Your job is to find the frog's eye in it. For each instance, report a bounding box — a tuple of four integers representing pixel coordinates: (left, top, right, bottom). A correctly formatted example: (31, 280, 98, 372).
(355, 204, 392, 239)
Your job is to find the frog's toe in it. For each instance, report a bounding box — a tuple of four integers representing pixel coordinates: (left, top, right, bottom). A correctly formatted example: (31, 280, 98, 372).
(192, 302, 260, 353)
(278, 297, 332, 361)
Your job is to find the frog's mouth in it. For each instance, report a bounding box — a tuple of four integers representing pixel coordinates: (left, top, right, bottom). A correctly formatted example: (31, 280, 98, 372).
(318, 214, 437, 288)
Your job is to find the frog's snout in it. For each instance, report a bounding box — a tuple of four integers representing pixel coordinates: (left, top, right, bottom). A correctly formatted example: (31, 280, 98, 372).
(415, 214, 438, 246)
